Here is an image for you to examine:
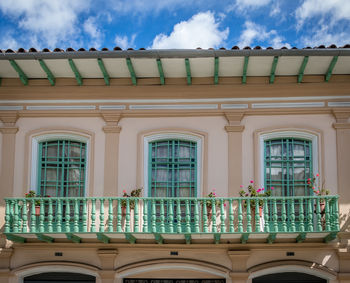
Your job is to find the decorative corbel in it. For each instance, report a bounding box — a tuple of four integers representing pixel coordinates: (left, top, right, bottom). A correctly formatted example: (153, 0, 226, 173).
(101, 111, 122, 133)
(0, 111, 19, 134)
(332, 109, 350, 129)
(224, 111, 245, 132)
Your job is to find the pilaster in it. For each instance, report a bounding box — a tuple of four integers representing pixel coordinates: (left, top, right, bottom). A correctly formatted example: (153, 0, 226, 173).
(101, 112, 122, 196)
(98, 248, 118, 283)
(228, 250, 250, 283)
(225, 112, 245, 197)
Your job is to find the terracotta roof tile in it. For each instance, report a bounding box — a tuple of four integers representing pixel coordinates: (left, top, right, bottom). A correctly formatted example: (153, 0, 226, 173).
(54, 48, 63, 52)
(101, 47, 109, 51)
(231, 46, 240, 50)
(17, 48, 26, 53)
(66, 47, 75, 52)
(243, 46, 251, 50)
(42, 48, 51, 52)
(328, 44, 337, 48)
(113, 46, 122, 50)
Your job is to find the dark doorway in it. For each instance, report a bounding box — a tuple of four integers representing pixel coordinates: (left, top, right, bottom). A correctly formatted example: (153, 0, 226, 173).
(253, 272, 326, 283)
(124, 279, 225, 283)
(24, 272, 95, 283)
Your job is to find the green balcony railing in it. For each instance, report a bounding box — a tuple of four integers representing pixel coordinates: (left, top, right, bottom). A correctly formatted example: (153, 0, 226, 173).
(4, 196, 339, 235)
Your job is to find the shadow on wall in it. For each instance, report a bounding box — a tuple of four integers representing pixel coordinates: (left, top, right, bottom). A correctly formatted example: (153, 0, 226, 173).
(339, 209, 350, 232)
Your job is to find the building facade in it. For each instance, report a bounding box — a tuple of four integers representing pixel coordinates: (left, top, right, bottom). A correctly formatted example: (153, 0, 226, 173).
(0, 47, 349, 283)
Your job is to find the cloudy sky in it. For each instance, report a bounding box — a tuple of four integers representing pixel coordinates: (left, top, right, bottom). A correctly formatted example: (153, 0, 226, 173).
(0, 0, 349, 50)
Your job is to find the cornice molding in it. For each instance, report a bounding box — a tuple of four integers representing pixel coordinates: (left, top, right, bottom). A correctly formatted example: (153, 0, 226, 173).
(0, 127, 19, 134)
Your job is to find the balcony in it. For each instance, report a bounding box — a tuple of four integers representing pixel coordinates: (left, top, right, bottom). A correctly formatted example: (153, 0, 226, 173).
(4, 196, 339, 244)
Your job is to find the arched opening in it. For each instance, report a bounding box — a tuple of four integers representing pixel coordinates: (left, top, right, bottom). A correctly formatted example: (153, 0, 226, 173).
(24, 272, 96, 283)
(252, 272, 326, 283)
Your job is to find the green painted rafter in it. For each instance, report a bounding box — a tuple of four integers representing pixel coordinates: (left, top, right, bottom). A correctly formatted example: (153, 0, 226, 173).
(269, 56, 279, 84)
(66, 233, 81, 243)
(324, 232, 337, 243)
(185, 58, 191, 85)
(185, 234, 191, 244)
(267, 233, 277, 244)
(5, 234, 26, 243)
(214, 233, 221, 244)
(298, 56, 309, 83)
(240, 233, 249, 244)
(97, 58, 110, 86)
(36, 233, 54, 243)
(126, 58, 137, 85)
(97, 233, 110, 244)
(154, 233, 163, 244)
(325, 56, 338, 82)
(9, 59, 28, 85)
(156, 59, 165, 85)
(38, 59, 55, 86)
(125, 233, 136, 244)
(242, 56, 249, 84)
(68, 59, 83, 86)
(214, 57, 219, 85)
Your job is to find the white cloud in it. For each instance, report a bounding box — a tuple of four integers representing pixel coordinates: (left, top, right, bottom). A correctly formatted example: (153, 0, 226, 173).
(151, 11, 229, 49)
(296, 0, 350, 27)
(300, 25, 350, 47)
(83, 17, 103, 48)
(238, 21, 291, 48)
(227, 0, 271, 13)
(0, 0, 90, 48)
(114, 34, 137, 50)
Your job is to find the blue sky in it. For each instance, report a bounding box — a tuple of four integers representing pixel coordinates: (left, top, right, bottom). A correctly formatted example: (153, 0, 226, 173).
(0, 0, 349, 50)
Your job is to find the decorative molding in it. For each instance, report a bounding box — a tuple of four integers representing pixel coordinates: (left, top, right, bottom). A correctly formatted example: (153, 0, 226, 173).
(0, 106, 23, 111)
(26, 105, 96, 110)
(99, 105, 126, 110)
(103, 125, 122, 133)
(224, 111, 245, 125)
(130, 104, 218, 110)
(332, 109, 350, 123)
(224, 125, 245, 132)
(0, 127, 19, 134)
(221, 104, 248, 109)
(0, 111, 19, 126)
(328, 102, 350, 107)
(252, 102, 325, 109)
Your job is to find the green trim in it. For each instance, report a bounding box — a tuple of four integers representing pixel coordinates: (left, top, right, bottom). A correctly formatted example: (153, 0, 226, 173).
(325, 56, 338, 82)
(9, 59, 28, 85)
(5, 234, 26, 243)
(97, 58, 110, 86)
(242, 56, 249, 84)
(214, 57, 219, 85)
(214, 233, 221, 244)
(97, 233, 110, 243)
(157, 59, 165, 85)
(38, 59, 55, 86)
(126, 58, 137, 85)
(324, 232, 337, 243)
(154, 233, 163, 244)
(36, 233, 54, 243)
(269, 56, 279, 84)
(241, 233, 249, 244)
(185, 233, 191, 244)
(66, 233, 81, 243)
(267, 233, 277, 244)
(185, 58, 191, 85)
(296, 232, 307, 243)
(68, 59, 83, 86)
(125, 233, 136, 244)
(298, 56, 309, 83)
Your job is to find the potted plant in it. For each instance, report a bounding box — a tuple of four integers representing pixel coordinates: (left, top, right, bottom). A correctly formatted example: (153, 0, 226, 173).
(121, 188, 142, 215)
(202, 189, 220, 218)
(25, 190, 41, 216)
(308, 173, 330, 213)
(239, 181, 272, 217)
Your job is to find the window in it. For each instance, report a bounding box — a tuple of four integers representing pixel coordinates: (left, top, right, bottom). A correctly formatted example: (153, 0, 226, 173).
(264, 138, 313, 197)
(38, 140, 87, 197)
(149, 140, 197, 198)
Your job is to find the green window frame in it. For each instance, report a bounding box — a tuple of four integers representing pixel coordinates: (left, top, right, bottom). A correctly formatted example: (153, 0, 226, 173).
(264, 137, 313, 196)
(38, 140, 87, 197)
(149, 139, 197, 198)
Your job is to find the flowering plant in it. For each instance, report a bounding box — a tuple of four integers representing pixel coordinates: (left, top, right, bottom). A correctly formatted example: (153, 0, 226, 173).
(239, 180, 273, 207)
(25, 190, 51, 206)
(203, 189, 221, 208)
(307, 174, 329, 202)
(121, 188, 143, 208)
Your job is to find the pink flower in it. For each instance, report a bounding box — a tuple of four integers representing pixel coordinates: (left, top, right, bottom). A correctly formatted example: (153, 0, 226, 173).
(307, 178, 311, 181)
(212, 192, 216, 196)
(224, 203, 227, 207)
(271, 187, 274, 190)
(123, 190, 126, 193)
(257, 189, 261, 193)
(250, 180, 254, 183)
(261, 188, 265, 191)
(316, 190, 320, 194)
(240, 185, 243, 188)
(312, 187, 315, 190)
(316, 173, 319, 177)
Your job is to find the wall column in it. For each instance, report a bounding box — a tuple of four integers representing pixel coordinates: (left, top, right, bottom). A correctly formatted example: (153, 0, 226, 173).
(225, 112, 245, 197)
(332, 110, 350, 232)
(102, 112, 122, 197)
(0, 112, 19, 248)
(98, 249, 118, 283)
(228, 250, 250, 283)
